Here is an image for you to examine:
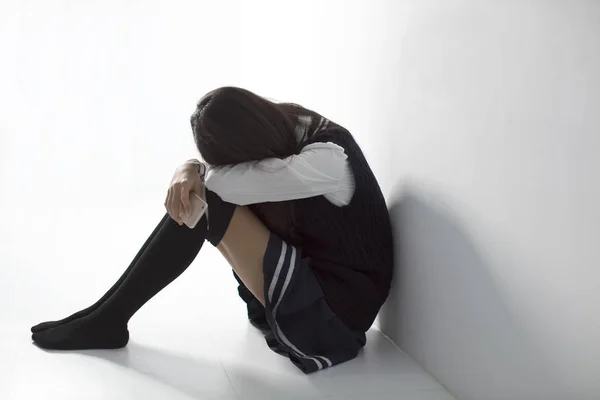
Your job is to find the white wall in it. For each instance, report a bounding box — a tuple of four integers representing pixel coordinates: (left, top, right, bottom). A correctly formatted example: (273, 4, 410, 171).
(240, 4, 600, 397)
(0, 0, 241, 210)
(376, 2, 600, 400)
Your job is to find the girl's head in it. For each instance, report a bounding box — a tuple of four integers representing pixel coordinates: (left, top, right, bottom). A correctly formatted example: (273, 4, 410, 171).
(191, 87, 305, 166)
(190, 87, 324, 243)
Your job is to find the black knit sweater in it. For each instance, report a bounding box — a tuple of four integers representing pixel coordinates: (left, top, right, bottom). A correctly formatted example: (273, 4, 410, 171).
(288, 124, 394, 332)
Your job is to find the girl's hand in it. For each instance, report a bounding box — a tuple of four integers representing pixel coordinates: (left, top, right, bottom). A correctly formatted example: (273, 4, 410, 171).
(165, 160, 205, 225)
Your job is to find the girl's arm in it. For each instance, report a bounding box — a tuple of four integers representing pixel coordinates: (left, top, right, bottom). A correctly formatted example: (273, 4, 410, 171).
(204, 142, 354, 206)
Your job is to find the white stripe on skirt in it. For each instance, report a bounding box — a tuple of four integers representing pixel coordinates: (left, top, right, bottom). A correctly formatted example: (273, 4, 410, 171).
(267, 242, 333, 369)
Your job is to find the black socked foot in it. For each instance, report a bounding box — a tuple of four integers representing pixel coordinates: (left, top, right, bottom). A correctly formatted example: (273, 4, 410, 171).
(30, 307, 96, 333)
(32, 317, 129, 351)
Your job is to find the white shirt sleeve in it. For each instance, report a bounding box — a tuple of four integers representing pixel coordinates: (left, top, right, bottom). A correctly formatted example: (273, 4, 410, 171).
(204, 142, 355, 206)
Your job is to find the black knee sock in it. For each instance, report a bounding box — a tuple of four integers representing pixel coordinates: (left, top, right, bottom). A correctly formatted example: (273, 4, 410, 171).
(32, 191, 236, 350)
(31, 214, 171, 333)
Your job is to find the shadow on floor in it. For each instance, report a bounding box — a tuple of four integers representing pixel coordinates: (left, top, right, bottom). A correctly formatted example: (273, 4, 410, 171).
(70, 341, 312, 399)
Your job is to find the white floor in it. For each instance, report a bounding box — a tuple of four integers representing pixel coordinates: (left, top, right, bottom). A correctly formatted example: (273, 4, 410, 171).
(0, 201, 454, 400)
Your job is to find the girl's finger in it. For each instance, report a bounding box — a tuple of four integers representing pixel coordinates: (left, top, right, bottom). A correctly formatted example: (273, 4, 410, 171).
(193, 179, 204, 196)
(181, 188, 191, 216)
(171, 185, 182, 225)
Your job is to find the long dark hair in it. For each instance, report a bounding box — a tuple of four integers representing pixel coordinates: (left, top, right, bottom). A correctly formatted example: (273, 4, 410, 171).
(190, 86, 322, 166)
(190, 86, 323, 241)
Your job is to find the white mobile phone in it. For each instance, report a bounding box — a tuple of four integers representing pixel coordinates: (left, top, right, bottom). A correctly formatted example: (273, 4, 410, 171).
(181, 192, 208, 229)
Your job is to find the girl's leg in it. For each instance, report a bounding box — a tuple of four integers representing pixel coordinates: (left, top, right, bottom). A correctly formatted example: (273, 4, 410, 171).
(31, 194, 233, 350)
(209, 209, 269, 329)
(32, 214, 210, 349)
(31, 214, 172, 333)
(216, 206, 271, 305)
(32, 189, 363, 372)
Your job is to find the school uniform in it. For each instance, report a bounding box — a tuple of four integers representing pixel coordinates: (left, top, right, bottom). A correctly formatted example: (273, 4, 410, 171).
(205, 115, 394, 373)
